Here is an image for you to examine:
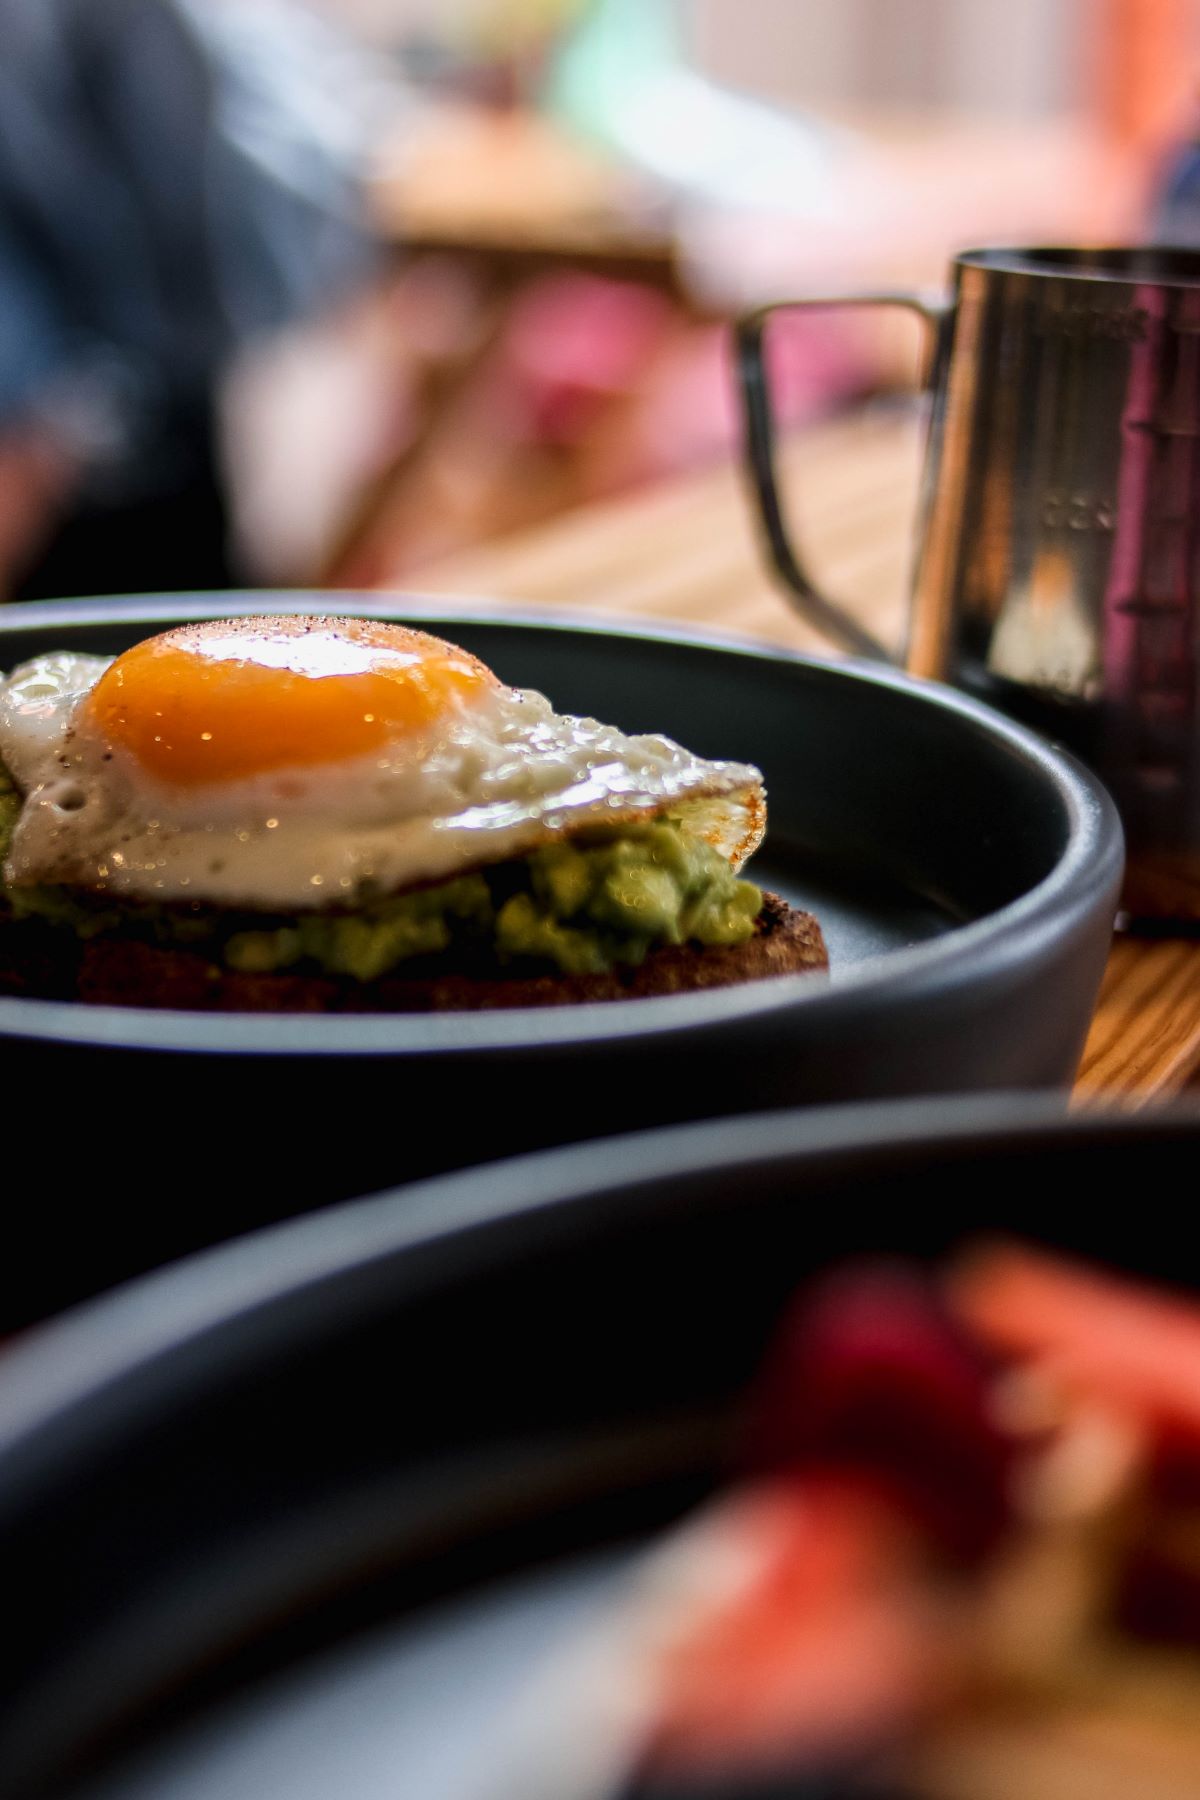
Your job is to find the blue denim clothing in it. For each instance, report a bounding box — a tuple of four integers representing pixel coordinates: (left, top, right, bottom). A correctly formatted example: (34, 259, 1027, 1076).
(0, 0, 379, 505)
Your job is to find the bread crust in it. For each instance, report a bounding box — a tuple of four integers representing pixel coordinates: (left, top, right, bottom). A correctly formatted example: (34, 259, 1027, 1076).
(0, 891, 827, 1012)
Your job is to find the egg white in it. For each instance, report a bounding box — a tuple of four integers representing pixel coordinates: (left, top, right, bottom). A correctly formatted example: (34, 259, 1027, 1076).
(0, 649, 765, 911)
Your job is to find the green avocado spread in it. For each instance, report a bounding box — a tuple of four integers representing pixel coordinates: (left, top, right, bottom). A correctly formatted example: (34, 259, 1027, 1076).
(0, 763, 761, 979)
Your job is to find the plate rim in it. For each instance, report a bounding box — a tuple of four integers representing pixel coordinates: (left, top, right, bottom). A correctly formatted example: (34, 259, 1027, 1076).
(0, 1089, 1194, 1491)
(0, 591, 1124, 1056)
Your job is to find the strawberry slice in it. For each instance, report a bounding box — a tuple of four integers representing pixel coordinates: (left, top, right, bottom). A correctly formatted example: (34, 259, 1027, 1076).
(742, 1265, 1017, 1561)
(644, 1472, 965, 1782)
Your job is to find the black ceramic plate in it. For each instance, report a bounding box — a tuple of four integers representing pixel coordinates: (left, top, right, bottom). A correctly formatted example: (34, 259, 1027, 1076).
(0, 595, 1122, 1323)
(0, 1094, 1196, 1800)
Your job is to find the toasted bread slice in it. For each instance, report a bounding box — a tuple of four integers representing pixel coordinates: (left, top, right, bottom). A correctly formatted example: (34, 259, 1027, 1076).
(0, 890, 827, 1012)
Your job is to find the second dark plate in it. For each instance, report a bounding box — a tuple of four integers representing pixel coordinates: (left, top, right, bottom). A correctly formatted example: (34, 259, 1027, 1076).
(0, 1095, 1196, 1800)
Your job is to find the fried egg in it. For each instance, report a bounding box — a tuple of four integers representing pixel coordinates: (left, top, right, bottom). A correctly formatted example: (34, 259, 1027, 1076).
(0, 616, 765, 910)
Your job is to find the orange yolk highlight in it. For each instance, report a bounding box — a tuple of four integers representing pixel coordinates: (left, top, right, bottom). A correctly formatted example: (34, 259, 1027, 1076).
(85, 616, 498, 786)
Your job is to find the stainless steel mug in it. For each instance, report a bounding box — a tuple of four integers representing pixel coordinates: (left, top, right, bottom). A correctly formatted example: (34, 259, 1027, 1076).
(735, 246, 1200, 916)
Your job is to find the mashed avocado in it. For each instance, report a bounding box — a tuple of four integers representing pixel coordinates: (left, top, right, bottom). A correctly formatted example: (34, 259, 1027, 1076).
(492, 825, 761, 975)
(0, 781, 762, 980)
(224, 874, 494, 981)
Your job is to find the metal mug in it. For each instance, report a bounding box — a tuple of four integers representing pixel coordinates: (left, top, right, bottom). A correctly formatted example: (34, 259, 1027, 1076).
(735, 245, 1200, 916)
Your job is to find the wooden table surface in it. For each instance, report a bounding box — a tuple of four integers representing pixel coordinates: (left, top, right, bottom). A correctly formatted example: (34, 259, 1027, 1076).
(388, 404, 1200, 1106)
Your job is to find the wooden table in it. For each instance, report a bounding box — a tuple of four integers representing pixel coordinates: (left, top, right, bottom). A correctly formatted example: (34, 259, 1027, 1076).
(384, 404, 1200, 1105)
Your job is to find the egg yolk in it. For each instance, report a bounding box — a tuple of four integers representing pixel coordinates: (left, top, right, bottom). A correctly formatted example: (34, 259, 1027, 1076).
(85, 616, 498, 786)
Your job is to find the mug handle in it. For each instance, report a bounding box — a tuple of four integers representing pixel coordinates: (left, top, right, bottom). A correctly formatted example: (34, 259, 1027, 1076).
(735, 293, 950, 663)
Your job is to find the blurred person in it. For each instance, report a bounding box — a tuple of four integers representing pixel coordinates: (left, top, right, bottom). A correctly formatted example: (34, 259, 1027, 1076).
(0, 0, 386, 599)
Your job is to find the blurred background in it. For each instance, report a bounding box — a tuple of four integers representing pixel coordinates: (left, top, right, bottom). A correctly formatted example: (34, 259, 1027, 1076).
(2, 0, 1199, 604)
